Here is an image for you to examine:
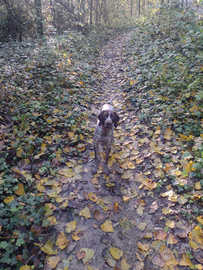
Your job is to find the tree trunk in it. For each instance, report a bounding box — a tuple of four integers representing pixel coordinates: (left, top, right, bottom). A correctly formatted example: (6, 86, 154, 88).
(34, 0, 43, 37)
(90, 0, 93, 25)
(138, 0, 141, 15)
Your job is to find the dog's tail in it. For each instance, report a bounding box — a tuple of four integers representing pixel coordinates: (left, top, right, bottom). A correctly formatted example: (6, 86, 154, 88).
(107, 94, 118, 104)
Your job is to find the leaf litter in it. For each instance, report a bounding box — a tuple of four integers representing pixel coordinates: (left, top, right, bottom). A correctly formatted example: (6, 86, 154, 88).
(1, 8, 203, 270)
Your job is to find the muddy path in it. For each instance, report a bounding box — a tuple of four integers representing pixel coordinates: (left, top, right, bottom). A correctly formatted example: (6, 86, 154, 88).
(52, 33, 176, 270)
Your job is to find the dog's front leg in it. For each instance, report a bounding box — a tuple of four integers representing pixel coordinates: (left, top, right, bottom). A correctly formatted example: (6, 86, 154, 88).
(103, 146, 111, 175)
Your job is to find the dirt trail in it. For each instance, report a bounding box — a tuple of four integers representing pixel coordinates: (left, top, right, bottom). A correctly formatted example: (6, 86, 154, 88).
(55, 33, 159, 270)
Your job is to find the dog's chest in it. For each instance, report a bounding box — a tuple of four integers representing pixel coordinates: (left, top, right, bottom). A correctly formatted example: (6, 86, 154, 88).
(95, 126, 113, 143)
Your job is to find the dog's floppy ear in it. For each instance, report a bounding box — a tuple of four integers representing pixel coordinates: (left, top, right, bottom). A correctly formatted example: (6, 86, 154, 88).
(98, 111, 105, 126)
(113, 113, 120, 128)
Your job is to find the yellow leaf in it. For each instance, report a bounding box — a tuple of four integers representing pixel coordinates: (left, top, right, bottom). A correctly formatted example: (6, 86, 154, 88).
(68, 131, 74, 139)
(66, 220, 77, 233)
(189, 104, 198, 112)
(79, 207, 91, 218)
(4, 196, 14, 204)
(80, 248, 94, 264)
(41, 241, 56, 255)
(189, 240, 200, 249)
(76, 143, 85, 151)
(20, 266, 32, 270)
(196, 216, 203, 225)
(110, 247, 123, 259)
(41, 143, 47, 152)
(178, 196, 188, 205)
(186, 161, 196, 173)
(47, 256, 60, 269)
(121, 258, 131, 270)
(88, 192, 98, 202)
(15, 183, 25, 196)
(136, 205, 144, 216)
(48, 216, 57, 225)
(56, 232, 69, 249)
(160, 245, 175, 261)
(58, 168, 74, 178)
(101, 220, 113, 232)
(162, 208, 172, 215)
(16, 147, 24, 157)
(137, 222, 147, 231)
(137, 242, 150, 252)
(166, 258, 178, 266)
(164, 127, 172, 140)
(179, 134, 189, 141)
(189, 226, 203, 246)
(195, 181, 201, 190)
(72, 230, 81, 241)
(165, 220, 175, 228)
(179, 254, 192, 266)
(56, 150, 61, 159)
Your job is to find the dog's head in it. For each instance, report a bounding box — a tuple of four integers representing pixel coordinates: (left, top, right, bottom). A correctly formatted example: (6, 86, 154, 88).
(98, 110, 120, 129)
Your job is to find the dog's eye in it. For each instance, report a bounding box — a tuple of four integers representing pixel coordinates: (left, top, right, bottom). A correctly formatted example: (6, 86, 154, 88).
(111, 114, 115, 119)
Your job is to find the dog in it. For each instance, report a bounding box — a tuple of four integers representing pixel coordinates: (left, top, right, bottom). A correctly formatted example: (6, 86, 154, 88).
(92, 96, 120, 175)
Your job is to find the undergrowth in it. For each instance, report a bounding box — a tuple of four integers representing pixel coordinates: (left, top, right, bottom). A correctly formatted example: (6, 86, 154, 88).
(0, 28, 119, 269)
(126, 4, 203, 213)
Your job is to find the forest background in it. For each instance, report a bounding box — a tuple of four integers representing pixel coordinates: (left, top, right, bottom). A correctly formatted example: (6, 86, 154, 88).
(0, 0, 203, 269)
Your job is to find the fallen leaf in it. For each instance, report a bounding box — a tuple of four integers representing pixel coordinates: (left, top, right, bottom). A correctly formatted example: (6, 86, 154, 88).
(167, 233, 178, 245)
(165, 220, 175, 228)
(102, 248, 116, 267)
(79, 207, 91, 218)
(4, 196, 14, 204)
(121, 258, 131, 270)
(72, 229, 82, 241)
(196, 216, 203, 225)
(178, 195, 188, 205)
(179, 253, 192, 266)
(189, 226, 203, 246)
(164, 127, 172, 140)
(77, 250, 86, 260)
(137, 223, 147, 231)
(56, 232, 69, 249)
(160, 245, 174, 261)
(136, 205, 145, 216)
(15, 183, 25, 196)
(149, 201, 158, 213)
(93, 210, 105, 221)
(137, 242, 150, 252)
(110, 247, 123, 260)
(80, 248, 94, 264)
(101, 220, 114, 232)
(20, 266, 32, 270)
(154, 230, 167, 240)
(152, 254, 165, 267)
(41, 241, 56, 255)
(66, 220, 77, 233)
(47, 256, 60, 269)
(89, 192, 98, 202)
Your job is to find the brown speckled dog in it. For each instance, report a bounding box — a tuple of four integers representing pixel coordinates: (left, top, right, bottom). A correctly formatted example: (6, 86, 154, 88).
(92, 101, 120, 175)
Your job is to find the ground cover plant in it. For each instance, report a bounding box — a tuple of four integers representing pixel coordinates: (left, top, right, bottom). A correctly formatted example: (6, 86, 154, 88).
(0, 28, 119, 269)
(1, 2, 203, 270)
(125, 5, 203, 224)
